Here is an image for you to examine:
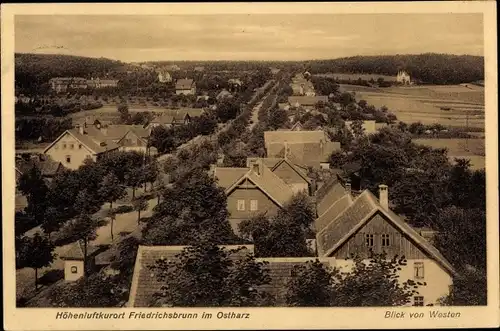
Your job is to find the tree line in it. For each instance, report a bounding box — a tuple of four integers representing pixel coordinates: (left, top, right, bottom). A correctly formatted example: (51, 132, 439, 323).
(304, 53, 484, 85)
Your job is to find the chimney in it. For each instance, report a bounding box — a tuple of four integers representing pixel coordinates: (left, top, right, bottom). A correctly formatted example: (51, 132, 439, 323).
(252, 160, 261, 176)
(79, 125, 85, 135)
(284, 141, 290, 159)
(378, 184, 389, 210)
(345, 181, 351, 195)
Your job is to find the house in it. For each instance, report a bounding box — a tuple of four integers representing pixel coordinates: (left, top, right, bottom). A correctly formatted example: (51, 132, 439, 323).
(288, 96, 328, 110)
(49, 77, 88, 92)
(345, 120, 378, 135)
(157, 71, 172, 83)
(213, 159, 295, 235)
(396, 70, 411, 85)
(175, 78, 196, 95)
(147, 114, 175, 129)
(246, 157, 312, 194)
(165, 64, 181, 72)
(264, 130, 341, 169)
(315, 184, 456, 306)
(216, 89, 233, 101)
(59, 241, 103, 281)
(87, 78, 119, 89)
(194, 66, 205, 72)
(43, 127, 120, 170)
(146, 109, 205, 129)
(15, 156, 64, 183)
(127, 245, 255, 307)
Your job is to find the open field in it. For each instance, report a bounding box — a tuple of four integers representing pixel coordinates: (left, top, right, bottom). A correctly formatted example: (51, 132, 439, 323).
(340, 84, 485, 128)
(413, 138, 485, 170)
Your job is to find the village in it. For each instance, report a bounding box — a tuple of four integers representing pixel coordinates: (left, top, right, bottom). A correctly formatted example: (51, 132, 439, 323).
(13, 58, 486, 309)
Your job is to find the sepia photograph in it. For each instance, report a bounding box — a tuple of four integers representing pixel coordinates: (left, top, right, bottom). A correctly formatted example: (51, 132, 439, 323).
(2, 2, 498, 330)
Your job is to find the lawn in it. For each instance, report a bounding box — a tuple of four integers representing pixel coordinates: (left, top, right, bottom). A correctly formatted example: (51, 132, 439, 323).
(413, 138, 485, 170)
(341, 84, 485, 128)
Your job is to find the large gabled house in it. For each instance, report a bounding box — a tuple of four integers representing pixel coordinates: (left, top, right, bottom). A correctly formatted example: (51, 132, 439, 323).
(175, 78, 196, 95)
(213, 159, 295, 235)
(43, 127, 120, 170)
(314, 183, 456, 306)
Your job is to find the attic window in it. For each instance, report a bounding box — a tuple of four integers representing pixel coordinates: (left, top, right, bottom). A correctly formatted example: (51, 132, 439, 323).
(381, 234, 390, 247)
(70, 266, 78, 274)
(365, 234, 374, 247)
(78, 144, 82, 149)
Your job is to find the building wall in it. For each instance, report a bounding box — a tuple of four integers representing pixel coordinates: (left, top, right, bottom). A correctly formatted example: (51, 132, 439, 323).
(334, 258, 452, 306)
(227, 184, 280, 220)
(175, 87, 196, 95)
(334, 213, 428, 259)
(64, 260, 85, 281)
(44, 133, 96, 170)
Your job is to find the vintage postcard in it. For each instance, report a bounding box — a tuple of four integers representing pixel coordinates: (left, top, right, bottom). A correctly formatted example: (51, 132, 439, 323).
(2, 2, 499, 330)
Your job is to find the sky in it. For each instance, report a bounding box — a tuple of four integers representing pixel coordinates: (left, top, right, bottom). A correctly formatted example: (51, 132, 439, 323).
(15, 14, 484, 62)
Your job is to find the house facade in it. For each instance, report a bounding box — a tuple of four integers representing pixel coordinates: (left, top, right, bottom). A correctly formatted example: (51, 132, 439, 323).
(43, 127, 120, 170)
(87, 78, 119, 89)
(158, 71, 172, 83)
(214, 160, 294, 235)
(396, 70, 411, 85)
(49, 77, 88, 92)
(315, 184, 456, 306)
(175, 78, 196, 95)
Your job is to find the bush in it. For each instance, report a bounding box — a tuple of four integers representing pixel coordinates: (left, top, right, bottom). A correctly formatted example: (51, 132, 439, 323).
(38, 269, 64, 286)
(113, 205, 134, 214)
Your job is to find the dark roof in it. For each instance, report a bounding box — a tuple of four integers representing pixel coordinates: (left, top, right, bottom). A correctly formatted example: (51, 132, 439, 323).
(175, 78, 195, 90)
(246, 157, 311, 184)
(315, 194, 353, 233)
(267, 141, 341, 168)
(59, 240, 101, 260)
(315, 190, 457, 276)
(128, 245, 255, 307)
(15, 158, 63, 177)
(316, 181, 348, 216)
(213, 167, 249, 189)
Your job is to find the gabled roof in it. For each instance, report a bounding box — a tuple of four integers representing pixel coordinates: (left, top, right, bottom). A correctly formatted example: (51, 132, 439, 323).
(225, 163, 295, 208)
(59, 240, 101, 261)
(15, 158, 63, 177)
(315, 194, 353, 233)
(152, 114, 175, 125)
(267, 141, 340, 168)
(264, 130, 328, 145)
(213, 167, 249, 189)
(43, 129, 120, 155)
(316, 190, 457, 276)
(128, 245, 255, 307)
(117, 130, 148, 147)
(246, 157, 311, 184)
(84, 125, 149, 141)
(316, 181, 348, 216)
(175, 78, 195, 90)
(314, 173, 343, 203)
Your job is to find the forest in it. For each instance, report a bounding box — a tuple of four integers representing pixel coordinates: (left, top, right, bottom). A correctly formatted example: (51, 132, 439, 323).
(303, 53, 484, 85)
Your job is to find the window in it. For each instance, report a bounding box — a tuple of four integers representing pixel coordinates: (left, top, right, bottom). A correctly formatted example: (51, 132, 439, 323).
(70, 266, 78, 274)
(78, 144, 83, 149)
(413, 296, 424, 306)
(70, 143, 74, 149)
(237, 200, 245, 211)
(250, 200, 258, 211)
(414, 262, 424, 279)
(381, 234, 391, 247)
(62, 143, 67, 149)
(65, 155, 71, 164)
(365, 234, 374, 247)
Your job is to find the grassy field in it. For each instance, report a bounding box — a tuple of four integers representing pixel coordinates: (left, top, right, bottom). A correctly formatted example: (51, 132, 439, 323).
(413, 138, 485, 170)
(340, 84, 485, 128)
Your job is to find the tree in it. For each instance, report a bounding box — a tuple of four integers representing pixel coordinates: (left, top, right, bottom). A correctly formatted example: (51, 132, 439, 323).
(215, 99, 240, 123)
(285, 259, 337, 306)
(99, 172, 127, 211)
(125, 167, 145, 199)
(268, 107, 289, 130)
(149, 242, 272, 307)
(350, 119, 365, 138)
(49, 273, 125, 307)
(332, 252, 420, 306)
(41, 206, 64, 240)
(142, 168, 234, 245)
(117, 103, 130, 124)
(18, 233, 56, 289)
(143, 161, 159, 192)
(439, 269, 486, 306)
(132, 197, 149, 224)
(18, 165, 49, 227)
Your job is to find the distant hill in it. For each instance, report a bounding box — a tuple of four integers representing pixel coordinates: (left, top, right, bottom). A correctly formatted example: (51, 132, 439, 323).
(15, 53, 129, 93)
(305, 53, 484, 85)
